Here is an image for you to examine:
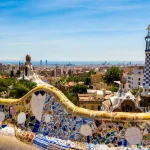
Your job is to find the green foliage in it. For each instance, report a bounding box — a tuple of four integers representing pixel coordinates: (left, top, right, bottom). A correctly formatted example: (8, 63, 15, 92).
(10, 83, 29, 98)
(108, 84, 119, 92)
(131, 88, 139, 96)
(0, 78, 15, 88)
(0, 72, 9, 76)
(0, 87, 7, 92)
(104, 66, 123, 84)
(66, 70, 95, 84)
(84, 77, 91, 85)
(66, 76, 84, 82)
(66, 84, 88, 106)
(71, 84, 87, 94)
(0, 78, 37, 98)
(18, 80, 37, 89)
(12, 80, 37, 98)
(66, 92, 78, 105)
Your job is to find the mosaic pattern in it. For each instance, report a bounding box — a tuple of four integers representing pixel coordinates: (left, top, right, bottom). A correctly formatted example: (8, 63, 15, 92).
(1, 88, 150, 149)
(143, 53, 150, 87)
(37, 92, 150, 149)
(39, 93, 94, 142)
(0, 123, 15, 136)
(0, 95, 40, 133)
(33, 134, 93, 150)
(15, 127, 35, 144)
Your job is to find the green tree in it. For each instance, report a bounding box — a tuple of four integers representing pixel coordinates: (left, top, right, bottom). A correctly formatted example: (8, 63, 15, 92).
(84, 77, 91, 85)
(71, 84, 87, 94)
(65, 84, 88, 105)
(10, 83, 29, 98)
(85, 70, 96, 77)
(104, 66, 123, 84)
(9, 80, 37, 98)
(0, 78, 37, 98)
(108, 85, 119, 92)
(66, 92, 78, 105)
(131, 88, 139, 96)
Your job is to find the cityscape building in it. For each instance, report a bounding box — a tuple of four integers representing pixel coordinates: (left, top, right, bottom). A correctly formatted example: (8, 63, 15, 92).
(40, 60, 42, 66)
(126, 69, 144, 89)
(101, 74, 143, 112)
(78, 89, 112, 110)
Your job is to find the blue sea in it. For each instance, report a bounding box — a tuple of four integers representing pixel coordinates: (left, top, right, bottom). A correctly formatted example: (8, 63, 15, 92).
(0, 60, 144, 66)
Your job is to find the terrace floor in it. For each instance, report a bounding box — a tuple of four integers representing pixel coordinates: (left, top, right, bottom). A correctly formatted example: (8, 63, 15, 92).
(0, 135, 39, 150)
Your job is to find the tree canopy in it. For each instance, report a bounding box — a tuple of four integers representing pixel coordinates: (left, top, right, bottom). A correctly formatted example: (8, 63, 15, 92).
(0, 78, 37, 98)
(104, 66, 123, 84)
(65, 84, 88, 105)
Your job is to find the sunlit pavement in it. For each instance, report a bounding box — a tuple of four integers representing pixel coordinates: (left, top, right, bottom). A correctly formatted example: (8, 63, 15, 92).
(0, 135, 40, 150)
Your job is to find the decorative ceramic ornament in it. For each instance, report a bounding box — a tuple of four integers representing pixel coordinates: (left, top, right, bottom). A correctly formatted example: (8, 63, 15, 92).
(0, 112, 5, 122)
(17, 112, 26, 124)
(45, 114, 50, 123)
(125, 127, 142, 145)
(80, 124, 92, 136)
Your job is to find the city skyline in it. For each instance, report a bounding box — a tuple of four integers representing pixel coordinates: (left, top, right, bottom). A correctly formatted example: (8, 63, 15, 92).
(0, 0, 150, 61)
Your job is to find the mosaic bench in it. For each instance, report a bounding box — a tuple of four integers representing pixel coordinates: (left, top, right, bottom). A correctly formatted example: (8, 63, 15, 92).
(0, 85, 150, 150)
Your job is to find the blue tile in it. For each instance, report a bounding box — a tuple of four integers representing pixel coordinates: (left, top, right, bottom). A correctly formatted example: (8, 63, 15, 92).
(34, 91, 40, 96)
(34, 124, 40, 128)
(35, 120, 40, 125)
(32, 128, 39, 133)
(87, 136, 90, 143)
(40, 91, 45, 96)
(30, 116, 35, 121)
(117, 141, 122, 146)
(2, 124, 7, 128)
(123, 140, 128, 147)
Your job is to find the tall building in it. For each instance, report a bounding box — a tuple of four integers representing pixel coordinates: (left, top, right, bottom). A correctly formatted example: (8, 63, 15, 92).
(40, 60, 42, 66)
(46, 60, 47, 65)
(140, 25, 150, 109)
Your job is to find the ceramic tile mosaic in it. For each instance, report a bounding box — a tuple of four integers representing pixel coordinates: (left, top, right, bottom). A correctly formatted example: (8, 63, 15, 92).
(0, 123, 15, 136)
(1, 90, 150, 150)
(15, 127, 35, 144)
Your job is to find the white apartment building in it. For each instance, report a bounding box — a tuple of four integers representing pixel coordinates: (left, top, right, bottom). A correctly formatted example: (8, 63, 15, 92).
(126, 69, 144, 89)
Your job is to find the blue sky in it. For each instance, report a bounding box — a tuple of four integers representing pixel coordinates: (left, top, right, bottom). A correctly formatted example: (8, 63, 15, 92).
(0, 0, 150, 61)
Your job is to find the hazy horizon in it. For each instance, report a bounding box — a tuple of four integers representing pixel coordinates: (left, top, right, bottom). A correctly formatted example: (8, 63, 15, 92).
(0, 59, 144, 62)
(0, 60, 144, 65)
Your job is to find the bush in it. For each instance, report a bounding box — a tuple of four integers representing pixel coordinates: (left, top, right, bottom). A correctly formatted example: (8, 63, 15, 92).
(66, 92, 78, 105)
(71, 84, 87, 94)
(12, 83, 30, 98)
(0, 78, 37, 98)
(108, 84, 119, 92)
(131, 88, 139, 95)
